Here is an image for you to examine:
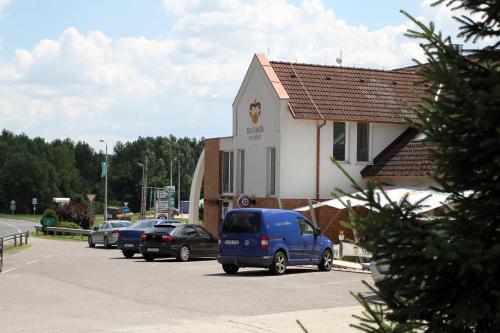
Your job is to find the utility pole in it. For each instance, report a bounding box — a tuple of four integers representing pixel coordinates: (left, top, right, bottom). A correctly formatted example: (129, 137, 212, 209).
(177, 159, 181, 211)
(99, 139, 108, 221)
(139, 156, 148, 219)
(170, 159, 173, 186)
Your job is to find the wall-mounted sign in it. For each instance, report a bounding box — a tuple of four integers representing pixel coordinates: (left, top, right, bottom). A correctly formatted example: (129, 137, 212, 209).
(247, 99, 264, 140)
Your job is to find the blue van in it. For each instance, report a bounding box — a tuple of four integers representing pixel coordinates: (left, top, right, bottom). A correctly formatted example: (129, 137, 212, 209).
(217, 208, 334, 275)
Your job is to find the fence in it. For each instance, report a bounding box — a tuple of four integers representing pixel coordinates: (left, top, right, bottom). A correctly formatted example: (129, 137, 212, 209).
(1, 231, 29, 248)
(34, 226, 91, 239)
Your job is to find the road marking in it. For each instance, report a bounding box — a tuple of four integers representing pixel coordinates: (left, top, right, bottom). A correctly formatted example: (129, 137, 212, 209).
(0, 221, 22, 233)
(2, 268, 16, 273)
(26, 260, 39, 265)
(45, 255, 52, 258)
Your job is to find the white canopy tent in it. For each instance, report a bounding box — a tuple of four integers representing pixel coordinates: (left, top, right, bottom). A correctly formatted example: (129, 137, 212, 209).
(294, 187, 453, 214)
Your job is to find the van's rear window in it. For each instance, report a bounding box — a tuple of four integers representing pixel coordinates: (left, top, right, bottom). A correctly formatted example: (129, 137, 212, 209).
(222, 212, 261, 233)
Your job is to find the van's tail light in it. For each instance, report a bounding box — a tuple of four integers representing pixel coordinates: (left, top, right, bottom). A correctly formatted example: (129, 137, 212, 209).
(140, 233, 147, 241)
(162, 235, 174, 242)
(260, 236, 269, 249)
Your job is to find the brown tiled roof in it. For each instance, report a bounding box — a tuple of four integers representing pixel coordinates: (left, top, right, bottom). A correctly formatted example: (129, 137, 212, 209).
(270, 61, 426, 123)
(361, 128, 437, 178)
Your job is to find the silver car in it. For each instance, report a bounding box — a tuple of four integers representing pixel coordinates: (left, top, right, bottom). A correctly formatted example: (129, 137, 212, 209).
(88, 220, 132, 249)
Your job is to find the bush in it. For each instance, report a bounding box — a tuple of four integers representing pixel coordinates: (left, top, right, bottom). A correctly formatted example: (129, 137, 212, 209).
(56, 202, 95, 229)
(40, 209, 58, 225)
(55, 220, 81, 229)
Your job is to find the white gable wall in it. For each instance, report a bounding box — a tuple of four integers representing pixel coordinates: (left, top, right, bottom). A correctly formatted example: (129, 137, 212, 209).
(222, 55, 282, 198)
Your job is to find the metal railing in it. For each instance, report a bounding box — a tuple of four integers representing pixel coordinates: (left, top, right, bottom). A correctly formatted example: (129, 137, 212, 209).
(34, 226, 91, 239)
(1, 231, 30, 248)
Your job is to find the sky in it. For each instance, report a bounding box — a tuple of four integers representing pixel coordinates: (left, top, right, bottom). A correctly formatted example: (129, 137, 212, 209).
(0, 0, 471, 150)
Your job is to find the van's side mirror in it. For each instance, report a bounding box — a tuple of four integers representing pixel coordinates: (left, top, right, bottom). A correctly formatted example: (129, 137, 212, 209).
(314, 228, 321, 237)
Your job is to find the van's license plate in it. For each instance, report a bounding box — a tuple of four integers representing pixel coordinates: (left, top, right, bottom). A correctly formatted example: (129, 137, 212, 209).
(147, 248, 160, 252)
(124, 244, 134, 248)
(224, 240, 239, 245)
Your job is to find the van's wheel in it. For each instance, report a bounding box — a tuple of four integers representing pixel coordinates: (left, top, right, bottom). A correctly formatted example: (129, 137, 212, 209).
(88, 236, 95, 248)
(143, 254, 155, 262)
(318, 249, 333, 271)
(222, 264, 239, 274)
(269, 251, 287, 275)
(122, 251, 134, 258)
(177, 246, 190, 262)
(104, 237, 111, 249)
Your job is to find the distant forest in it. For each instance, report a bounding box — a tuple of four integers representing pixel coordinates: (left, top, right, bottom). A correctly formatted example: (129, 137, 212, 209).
(0, 129, 204, 214)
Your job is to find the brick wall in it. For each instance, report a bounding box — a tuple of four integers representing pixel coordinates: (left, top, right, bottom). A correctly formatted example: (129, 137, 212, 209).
(203, 138, 221, 236)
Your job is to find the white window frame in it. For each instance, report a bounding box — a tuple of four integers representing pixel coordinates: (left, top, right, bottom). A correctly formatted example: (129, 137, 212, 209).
(221, 151, 234, 194)
(266, 147, 276, 197)
(333, 121, 349, 163)
(356, 122, 371, 164)
(236, 149, 245, 195)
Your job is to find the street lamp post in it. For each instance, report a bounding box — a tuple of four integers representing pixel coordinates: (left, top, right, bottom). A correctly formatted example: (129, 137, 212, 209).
(177, 159, 181, 212)
(99, 139, 108, 221)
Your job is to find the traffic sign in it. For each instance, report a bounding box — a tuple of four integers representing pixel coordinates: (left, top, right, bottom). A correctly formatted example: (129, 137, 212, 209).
(10, 200, 15, 205)
(32, 198, 38, 205)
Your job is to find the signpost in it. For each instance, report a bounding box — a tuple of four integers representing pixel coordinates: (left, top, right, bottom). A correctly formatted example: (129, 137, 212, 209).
(9, 200, 16, 216)
(166, 186, 176, 208)
(32, 197, 38, 215)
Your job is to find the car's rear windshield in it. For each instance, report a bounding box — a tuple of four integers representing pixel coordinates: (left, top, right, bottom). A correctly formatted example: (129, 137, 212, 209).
(130, 220, 156, 229)
(110, 222, 131, 228)
(222, 211, 261, 233)
(156, 226, 176, 234)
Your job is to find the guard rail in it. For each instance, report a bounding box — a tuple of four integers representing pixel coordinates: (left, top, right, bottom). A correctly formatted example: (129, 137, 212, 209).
(34, 226, 91, 239)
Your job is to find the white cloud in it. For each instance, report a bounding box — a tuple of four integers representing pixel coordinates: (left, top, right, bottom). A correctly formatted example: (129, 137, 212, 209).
(1, 0, 470, 149)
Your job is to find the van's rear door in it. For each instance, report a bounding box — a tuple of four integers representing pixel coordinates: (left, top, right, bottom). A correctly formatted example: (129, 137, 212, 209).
(220, 211, 263, 257)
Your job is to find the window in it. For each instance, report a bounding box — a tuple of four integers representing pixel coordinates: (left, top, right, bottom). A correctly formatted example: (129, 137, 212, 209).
(298, 218, 314, 235)
(222, 151, 233, 193)
(267, 147, 276, 196)
(182, 226, 198, 237)
(195, 226, 211, 239)
(222, 211, 262, 233)
(237, 150, 245, 194)
(357, 122, 370, 162)
(333, 122, 346, 161)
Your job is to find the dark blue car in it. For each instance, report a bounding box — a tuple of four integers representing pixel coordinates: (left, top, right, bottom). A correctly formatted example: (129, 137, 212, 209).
(117, 219, 180, 258)
(218, 208, 334, 275)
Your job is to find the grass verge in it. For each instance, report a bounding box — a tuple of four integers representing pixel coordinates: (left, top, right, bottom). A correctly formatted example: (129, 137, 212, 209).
(30, 231, 88, 242)
(3, 243, 32, 255)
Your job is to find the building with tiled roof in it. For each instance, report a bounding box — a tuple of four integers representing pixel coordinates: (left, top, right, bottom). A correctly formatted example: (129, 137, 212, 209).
(188, 54, 437, 242)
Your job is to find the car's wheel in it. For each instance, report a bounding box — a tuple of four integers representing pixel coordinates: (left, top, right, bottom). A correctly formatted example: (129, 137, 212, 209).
(177, 246, 190, 262)
(318, 249, 333, 271)
(122, 250, 134, 258)
(143, 254, 155, 261)
(88, 235, 95, 248)
(103, 236, 111, 249)
(222, 264, 239, 274)
(269, 251, 287, 275)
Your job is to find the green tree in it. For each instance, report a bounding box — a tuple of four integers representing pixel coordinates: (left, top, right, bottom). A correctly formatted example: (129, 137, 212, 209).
(344, 1, 499, 332)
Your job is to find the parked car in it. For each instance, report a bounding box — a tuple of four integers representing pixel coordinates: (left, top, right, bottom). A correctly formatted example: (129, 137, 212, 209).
(88, 220, 132, 248)
(117, 219, 180, 258)
(139, 223, 218, 262)
(217, 208, 334, 275)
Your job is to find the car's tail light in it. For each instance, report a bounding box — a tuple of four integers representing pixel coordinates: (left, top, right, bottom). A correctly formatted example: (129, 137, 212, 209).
(218, 239, 221, 250)
(112, 230, 119, 238)
(162, 235, 174, 242)
(260, 236, 269, 249)
(140, 233, 147, 241)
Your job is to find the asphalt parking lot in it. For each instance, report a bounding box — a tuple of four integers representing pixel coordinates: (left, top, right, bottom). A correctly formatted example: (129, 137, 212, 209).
(0, 237, 373, 332)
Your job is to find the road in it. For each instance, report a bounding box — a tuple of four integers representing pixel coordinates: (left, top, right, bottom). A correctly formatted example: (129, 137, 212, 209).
(0, 237, 374, 332)
(0, 217, 38, 238)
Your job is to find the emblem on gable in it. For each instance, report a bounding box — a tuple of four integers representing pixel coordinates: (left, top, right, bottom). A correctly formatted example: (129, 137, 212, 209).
(249, 100, 261, 124)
